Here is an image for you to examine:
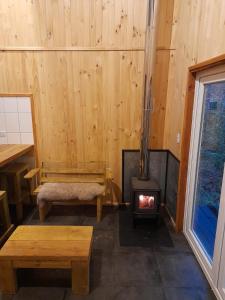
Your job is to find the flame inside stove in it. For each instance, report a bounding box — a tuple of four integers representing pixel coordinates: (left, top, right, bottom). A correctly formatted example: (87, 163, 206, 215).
(139, 194, 155, 209)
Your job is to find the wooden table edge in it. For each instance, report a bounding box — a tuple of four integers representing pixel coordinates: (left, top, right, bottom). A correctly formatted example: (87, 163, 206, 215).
(0, 144, 34, 168)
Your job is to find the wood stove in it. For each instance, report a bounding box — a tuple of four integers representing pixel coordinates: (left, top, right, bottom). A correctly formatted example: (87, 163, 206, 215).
(131, 177, 161, 227)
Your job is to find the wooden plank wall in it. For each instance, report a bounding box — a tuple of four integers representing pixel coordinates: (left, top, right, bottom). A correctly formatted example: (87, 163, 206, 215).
(150, 0, 174, 148)
(0, 0, 148, 203)
(162, 0, 225, 159)
(0, 0, 147, 48)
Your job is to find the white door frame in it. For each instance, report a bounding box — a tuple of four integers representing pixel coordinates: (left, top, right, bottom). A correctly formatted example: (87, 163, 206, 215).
(184, 65, 225, 300)
(217, 169, 225, 299)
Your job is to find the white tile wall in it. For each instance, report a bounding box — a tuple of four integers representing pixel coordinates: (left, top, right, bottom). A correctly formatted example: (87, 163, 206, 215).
(18, 113, 33, 132)
(5, 113, 20, 132)
(0, 99, 5, 113)
(18, 97, 31, 113)
(0, 136, 7, 144)
(0, 113, 6, 131)
(7, 133, 21, 144)
(4, 98, 18, 112)
(21, 133, 34, 144)
(0, 97, 34, 145)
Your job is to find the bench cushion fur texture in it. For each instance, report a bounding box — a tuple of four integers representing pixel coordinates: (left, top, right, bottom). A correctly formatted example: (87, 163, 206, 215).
(37, 182, 105, 208)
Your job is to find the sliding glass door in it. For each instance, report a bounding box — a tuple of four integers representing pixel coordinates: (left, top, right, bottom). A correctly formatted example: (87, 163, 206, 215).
(184, 65, 225, 299)
(192, 80, 225, 260)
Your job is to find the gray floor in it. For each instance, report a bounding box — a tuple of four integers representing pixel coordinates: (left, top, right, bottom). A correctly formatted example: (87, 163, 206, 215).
(0, 206, 217, 300)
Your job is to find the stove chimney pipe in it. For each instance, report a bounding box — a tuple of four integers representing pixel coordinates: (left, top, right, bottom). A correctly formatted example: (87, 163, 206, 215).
(138, 0, 156, 181)
(138, 75, 152, 181)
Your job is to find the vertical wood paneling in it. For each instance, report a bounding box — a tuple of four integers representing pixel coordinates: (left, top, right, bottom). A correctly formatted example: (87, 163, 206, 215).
(0, 0, 148, 202)
(150, 0, 174, 149)
(163, 0, 225, 159)
(155, 0, 174, 49)
(151, 50, 172, 148)
(0, 0, 147, 48)
(0, 51, 145, 202)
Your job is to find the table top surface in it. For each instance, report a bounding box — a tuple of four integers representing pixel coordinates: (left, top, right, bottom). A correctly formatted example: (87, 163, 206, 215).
(0, 226, 93, 261)
(0, 144, 34, 167)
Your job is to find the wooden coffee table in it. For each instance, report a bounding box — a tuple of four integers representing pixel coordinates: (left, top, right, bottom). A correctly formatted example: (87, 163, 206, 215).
(0, 225, 93, 295)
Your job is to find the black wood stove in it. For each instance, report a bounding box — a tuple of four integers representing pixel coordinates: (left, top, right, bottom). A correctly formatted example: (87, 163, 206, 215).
(131, 177, 161, 227)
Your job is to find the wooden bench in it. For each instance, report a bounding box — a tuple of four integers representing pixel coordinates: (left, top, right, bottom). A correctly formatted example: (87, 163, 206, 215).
(24, 162, 111, 222)
(0, 225, 93, 295)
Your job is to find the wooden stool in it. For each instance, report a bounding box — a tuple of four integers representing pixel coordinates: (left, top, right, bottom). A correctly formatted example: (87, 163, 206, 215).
(0, 163, 29, 222)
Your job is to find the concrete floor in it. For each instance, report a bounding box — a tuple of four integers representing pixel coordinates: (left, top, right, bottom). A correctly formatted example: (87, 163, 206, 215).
(0, 206, 217, 300)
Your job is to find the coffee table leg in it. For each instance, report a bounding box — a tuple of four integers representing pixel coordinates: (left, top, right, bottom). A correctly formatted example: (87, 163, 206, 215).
(71, 260, 89, 295)
(0, 261, 17, 294)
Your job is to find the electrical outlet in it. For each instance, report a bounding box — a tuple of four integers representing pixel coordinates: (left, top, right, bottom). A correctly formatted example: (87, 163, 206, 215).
(0, 131, 6, 137)
(176, 132, 181, 144)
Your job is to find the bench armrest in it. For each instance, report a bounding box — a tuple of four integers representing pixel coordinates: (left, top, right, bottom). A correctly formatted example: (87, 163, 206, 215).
(24, 168, 40, 179)
(24, 168, 40, 197)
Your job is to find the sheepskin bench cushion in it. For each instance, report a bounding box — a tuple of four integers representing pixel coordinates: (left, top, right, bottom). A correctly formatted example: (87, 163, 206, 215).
(37, 182, 105, 208)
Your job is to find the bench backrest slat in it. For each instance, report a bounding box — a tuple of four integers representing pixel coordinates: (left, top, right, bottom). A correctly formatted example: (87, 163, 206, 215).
(40, 177, 105, 184)
(38, 162, 108, 186)
(42, 168, 105, 175)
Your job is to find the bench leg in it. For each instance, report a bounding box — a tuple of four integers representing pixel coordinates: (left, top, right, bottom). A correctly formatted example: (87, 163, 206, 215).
(0, 261, 17, 295)
(97, 195, 102, 223)
(39, 202, 51, 222)
(15, 173, 24, 222)
(71, 260, 89, 295)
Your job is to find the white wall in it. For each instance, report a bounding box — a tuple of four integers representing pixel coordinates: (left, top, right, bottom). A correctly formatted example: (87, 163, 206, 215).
(0, 97, 34, 144)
